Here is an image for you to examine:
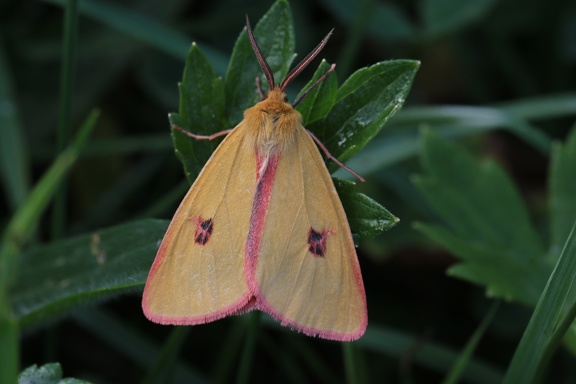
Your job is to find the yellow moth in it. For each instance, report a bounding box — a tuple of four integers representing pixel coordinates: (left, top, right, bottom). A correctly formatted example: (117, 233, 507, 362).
(142, 16, 367, 341)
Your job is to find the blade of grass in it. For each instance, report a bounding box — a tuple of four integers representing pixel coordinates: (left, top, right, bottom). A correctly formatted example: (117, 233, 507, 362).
(33, 134, 172, 160)
(0, 32, 31, 212)
(140, 327, 191, 384)
(503, 220, 576, 383)
(496, 92, 576, 120)
(235, 312, 260, 384)
(392, 106, 552, 153)
(336, 104, 554, 179)
(442, 301, 500, 384)
(52, 0, 79, 240)
(0, 310, 18, 384)
(343, 342, 365, 384)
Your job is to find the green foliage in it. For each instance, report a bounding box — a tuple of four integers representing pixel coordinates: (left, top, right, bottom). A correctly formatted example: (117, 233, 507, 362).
(2, 0, 576, 382)
(311, 60, 420, 166)
(414, 130, 549, 306)
(504, 223, 576, 382)
(169, 44, 226, 182)
(11, 219, 165, 327)
(550, 129, 576, 258)
(335, 179, 398, 242)
(19, 363, 91, 384)
(415, 128, 576, 382)
(296, 60, 338, 126)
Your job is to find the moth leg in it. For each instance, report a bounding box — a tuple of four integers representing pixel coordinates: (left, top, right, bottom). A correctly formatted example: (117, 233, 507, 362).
(172, 125, 232, 141)
(306, 129, 365, 183)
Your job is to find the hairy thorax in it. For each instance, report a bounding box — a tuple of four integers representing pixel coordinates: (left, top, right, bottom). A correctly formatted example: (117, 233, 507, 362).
(243, 89, 302, 156)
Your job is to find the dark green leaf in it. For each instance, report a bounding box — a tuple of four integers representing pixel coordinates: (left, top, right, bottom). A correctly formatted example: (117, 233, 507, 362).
(310, 60, 419, 168)
(11, 219, 166, 328)
(224, 0, 295, 124)
(414, 130, 549, 304)
(549, 126, 576, 260)
(170, 43, 226, 182)
(296, 60, 338, 126)
(19, 363, 91, 384)
(416, 223, 548, 306)
(335, 179, 398, 242)
(416, 129, 544, 255)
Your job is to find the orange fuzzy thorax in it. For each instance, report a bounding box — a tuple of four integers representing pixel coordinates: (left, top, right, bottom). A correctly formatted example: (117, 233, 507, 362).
(243, 88, 302, 155)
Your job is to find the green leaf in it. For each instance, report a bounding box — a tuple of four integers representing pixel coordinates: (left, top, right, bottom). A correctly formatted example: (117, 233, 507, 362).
(413, 130, 549, 304)
(19, 363, 91, 384)
(549, 126, 576, 260)
(296, 60, 338, 126)
(416, 224, 548, 306)
(169, 43, 226, 182)
(310, 60, 420, 167)
(420, 0, 498, 39)
(335, 179, 398, 242)
(417, 129, 545, 254)
(224, 0, 295, 124)
(11, 219, 166, 328)
(503, 222, 576, 383)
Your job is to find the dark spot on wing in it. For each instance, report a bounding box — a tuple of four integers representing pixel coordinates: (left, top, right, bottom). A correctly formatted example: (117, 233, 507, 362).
(308, 227, 331, 257)
(192, 217, 214, 245)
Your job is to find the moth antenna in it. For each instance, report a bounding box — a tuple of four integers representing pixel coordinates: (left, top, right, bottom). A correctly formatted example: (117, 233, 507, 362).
(281, 29, 333, 91)
(246, 15, 275, 91)
(293, 64, 336, 107)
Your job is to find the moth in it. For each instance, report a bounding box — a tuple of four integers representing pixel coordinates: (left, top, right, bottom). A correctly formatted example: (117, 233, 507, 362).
(143, 17, 367, 341)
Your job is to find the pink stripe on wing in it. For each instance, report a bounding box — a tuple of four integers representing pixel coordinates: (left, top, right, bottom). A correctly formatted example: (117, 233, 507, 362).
(245, 153, 279, 292)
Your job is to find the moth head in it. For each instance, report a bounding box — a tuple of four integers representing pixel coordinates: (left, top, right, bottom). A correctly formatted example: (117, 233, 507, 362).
(246, 15, 335, 107)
